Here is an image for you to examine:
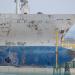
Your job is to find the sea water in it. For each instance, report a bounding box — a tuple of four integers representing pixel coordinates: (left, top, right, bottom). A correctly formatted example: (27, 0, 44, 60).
(0, 72, 75, 75)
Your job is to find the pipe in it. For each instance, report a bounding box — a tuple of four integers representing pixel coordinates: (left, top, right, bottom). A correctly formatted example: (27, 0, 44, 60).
(56, 31, 59, 69)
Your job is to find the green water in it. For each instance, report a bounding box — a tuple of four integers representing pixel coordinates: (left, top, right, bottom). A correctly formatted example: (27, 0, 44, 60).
(0, 73, 52, 75)
(0, 72, 74, 75)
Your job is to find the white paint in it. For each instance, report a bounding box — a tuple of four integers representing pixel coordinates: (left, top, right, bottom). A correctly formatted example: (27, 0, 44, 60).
(0, 14, 74, 46)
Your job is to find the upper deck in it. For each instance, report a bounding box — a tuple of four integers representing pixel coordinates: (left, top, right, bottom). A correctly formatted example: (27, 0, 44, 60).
(0, 14, 75, 46)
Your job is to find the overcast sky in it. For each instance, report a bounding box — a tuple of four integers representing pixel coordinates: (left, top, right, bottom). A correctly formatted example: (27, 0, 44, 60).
(0, 0, 75, 14)
(0, 0, 75, 38)
(65, 25, 75, 39)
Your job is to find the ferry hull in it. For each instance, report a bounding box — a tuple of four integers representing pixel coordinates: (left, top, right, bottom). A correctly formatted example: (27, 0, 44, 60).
(0, 46, 74, 67)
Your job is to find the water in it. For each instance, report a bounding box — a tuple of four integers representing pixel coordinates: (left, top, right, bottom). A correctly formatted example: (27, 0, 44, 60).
(0, 72, 75, 75)
(0, 72, 52, 75)
(0, 67, 75, 75)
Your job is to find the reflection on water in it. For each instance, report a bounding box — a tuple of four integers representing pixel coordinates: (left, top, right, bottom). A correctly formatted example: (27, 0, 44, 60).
(0, 72, 75, 75)
(0, 73, 52, 75)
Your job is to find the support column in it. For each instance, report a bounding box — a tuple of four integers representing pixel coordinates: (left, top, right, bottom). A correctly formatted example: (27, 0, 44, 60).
(56, 31, 59, 69)
(53, 66, 61, 75)
(64, 63, 71, 75)
(53, 30, 62, 75)
(72, 61, 75, 68)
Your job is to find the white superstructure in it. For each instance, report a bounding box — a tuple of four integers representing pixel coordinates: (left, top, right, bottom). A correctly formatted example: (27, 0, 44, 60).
(20, 0, 29, 14)
(14, 0, 29, 14)
(0, 1, 74, 46)
(0, 14, 75, 46)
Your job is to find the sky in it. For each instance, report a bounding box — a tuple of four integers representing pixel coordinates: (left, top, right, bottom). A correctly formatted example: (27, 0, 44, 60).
(29, 0, 75, 14)
(0, 0, 75, 38)
(65, 25, 75, 39)
(0, 0, 75, 14)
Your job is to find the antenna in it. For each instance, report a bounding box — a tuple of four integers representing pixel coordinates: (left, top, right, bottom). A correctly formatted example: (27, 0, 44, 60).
(14, 0, 29, 14)
(14, 0, 19, 14)
(20, 0, 29, 14)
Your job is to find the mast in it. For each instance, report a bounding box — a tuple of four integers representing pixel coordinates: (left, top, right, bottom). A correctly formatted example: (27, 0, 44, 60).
(20, 0, 29, 14)
(14, 0, 19, 14)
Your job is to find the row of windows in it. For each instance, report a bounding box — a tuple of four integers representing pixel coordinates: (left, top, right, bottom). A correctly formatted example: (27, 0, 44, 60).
(5, 42, 27, 46)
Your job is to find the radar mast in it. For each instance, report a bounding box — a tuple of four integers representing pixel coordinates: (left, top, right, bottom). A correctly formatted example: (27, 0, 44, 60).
(14, 0, 29, 14)
(20, 0, 29, 14)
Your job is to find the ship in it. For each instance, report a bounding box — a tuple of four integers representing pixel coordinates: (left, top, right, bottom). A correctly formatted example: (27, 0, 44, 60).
(0, 0, 75, 68)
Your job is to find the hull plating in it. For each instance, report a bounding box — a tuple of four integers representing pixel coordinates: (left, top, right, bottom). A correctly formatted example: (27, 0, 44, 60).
(0, 46, 74, 67)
